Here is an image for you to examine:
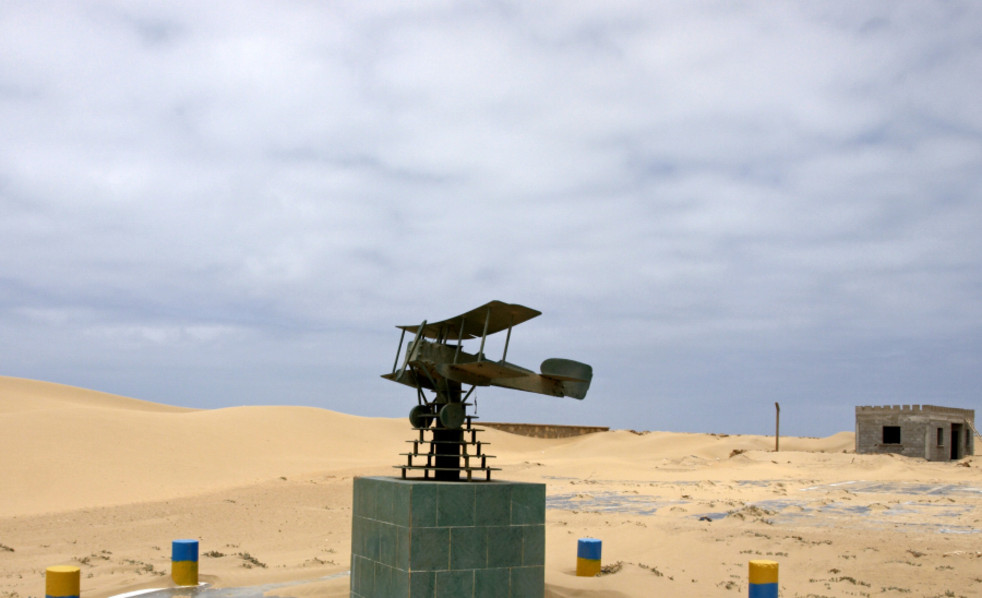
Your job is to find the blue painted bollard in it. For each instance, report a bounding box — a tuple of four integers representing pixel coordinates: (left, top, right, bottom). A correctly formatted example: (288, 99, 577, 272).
(46, 565, 80, 598)
(172, 539, 199, 586)
(576, 538, 602, 577)
(749, 560, 778, 598)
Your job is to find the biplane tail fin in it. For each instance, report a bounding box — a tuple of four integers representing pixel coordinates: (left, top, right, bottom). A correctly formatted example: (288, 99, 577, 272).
(541, 358, 593, 400)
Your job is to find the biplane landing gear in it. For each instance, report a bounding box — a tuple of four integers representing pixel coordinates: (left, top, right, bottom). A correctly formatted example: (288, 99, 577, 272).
(408, 402, 464, 430)
(438, 402, 465, 429)
(408, 404, 434, 429)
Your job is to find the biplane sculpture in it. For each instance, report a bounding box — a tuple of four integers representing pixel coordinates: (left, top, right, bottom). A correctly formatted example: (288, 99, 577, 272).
(383, 300, 592, 481)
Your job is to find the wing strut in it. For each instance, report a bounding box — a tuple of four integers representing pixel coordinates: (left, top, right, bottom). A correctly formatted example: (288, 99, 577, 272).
(477, 307, 491, 361)
(502, 315, 514, 362)
(396, 320, 426, 382)
(391, 328, 407, 374)
(453, 317, 465, 364)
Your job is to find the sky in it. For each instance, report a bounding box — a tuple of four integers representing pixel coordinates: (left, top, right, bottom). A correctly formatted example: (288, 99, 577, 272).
(2, 1, 980, 437)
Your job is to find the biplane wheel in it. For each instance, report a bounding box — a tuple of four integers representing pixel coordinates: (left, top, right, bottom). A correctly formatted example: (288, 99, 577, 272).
(438, 403, 465, 430)
(409, 404, 433, 429)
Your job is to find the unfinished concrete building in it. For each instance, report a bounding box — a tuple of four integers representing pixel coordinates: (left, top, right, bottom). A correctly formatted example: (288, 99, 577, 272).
(855, 404, 976, 461)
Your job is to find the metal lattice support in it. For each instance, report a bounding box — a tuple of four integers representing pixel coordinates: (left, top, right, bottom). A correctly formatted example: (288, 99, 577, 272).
(396, 412, 500, 482)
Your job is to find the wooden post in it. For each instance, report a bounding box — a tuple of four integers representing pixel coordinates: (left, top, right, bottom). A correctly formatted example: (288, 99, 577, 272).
(774, 402, 780, 452)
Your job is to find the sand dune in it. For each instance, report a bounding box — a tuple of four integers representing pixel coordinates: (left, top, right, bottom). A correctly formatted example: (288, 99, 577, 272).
(0, 376, 191, 413)
(1, 377, 410, 516)
(1, 375, 979, 597)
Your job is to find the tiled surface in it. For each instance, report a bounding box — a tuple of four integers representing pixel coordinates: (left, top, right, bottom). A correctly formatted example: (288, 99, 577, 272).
(350, 477, 545, 598)
(107, 572, 352, 597)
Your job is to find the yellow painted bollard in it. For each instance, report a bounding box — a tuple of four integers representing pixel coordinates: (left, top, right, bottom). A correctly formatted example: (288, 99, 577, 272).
(576, 538, 602, 576)
(46, 565, 80, 598)
(749, 559, 778, 598)
(171, 539, 199, 586)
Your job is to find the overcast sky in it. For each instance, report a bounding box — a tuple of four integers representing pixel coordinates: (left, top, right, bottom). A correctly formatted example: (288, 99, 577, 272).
(2, 1, 980, 437)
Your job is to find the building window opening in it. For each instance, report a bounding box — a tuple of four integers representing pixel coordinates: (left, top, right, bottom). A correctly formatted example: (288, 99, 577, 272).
(883, 426, 901, 444)
(937, 427, 944, 447)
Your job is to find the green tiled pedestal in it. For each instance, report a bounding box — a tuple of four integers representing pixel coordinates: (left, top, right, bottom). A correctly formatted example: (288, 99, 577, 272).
(350, 476, 545, 598)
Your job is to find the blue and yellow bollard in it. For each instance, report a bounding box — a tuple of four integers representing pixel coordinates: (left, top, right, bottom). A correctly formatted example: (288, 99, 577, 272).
(46, 565, 80, 598)
(171, 539, 199, 586)
(749, 559, 778, 598)
(576, 538, 602, 576)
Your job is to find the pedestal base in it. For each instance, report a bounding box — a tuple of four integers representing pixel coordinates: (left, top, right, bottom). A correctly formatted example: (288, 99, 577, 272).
(350, 476, 545, 598)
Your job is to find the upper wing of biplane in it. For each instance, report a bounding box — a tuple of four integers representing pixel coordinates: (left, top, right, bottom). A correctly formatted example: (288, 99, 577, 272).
(396, 300, 541, 340)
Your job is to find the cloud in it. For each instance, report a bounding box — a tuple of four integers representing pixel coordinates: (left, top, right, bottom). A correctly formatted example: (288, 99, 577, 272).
(1, 1, 980, 435)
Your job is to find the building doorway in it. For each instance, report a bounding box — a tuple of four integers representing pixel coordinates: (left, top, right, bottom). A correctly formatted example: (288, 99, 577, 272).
(951, 424, 963, 460)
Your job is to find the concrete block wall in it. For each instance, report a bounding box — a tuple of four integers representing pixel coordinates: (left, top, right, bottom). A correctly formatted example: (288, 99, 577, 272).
(481, 422, 609, 439)
(350, 477, 545, 598)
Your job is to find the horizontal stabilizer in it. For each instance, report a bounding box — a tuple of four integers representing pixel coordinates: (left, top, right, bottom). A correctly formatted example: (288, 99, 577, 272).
(541, 358, 592, 400)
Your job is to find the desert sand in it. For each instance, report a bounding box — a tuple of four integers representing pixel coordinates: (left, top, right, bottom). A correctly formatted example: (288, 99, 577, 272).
(1, 375, 979, 598)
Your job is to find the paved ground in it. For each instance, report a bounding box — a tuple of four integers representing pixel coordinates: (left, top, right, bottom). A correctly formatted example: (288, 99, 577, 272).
(547, 479, 982, 534)
(111, 572, 349, 598)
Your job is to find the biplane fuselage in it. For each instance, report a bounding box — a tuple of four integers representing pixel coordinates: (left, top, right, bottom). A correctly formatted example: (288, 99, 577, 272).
(384, 337, 576, 398)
